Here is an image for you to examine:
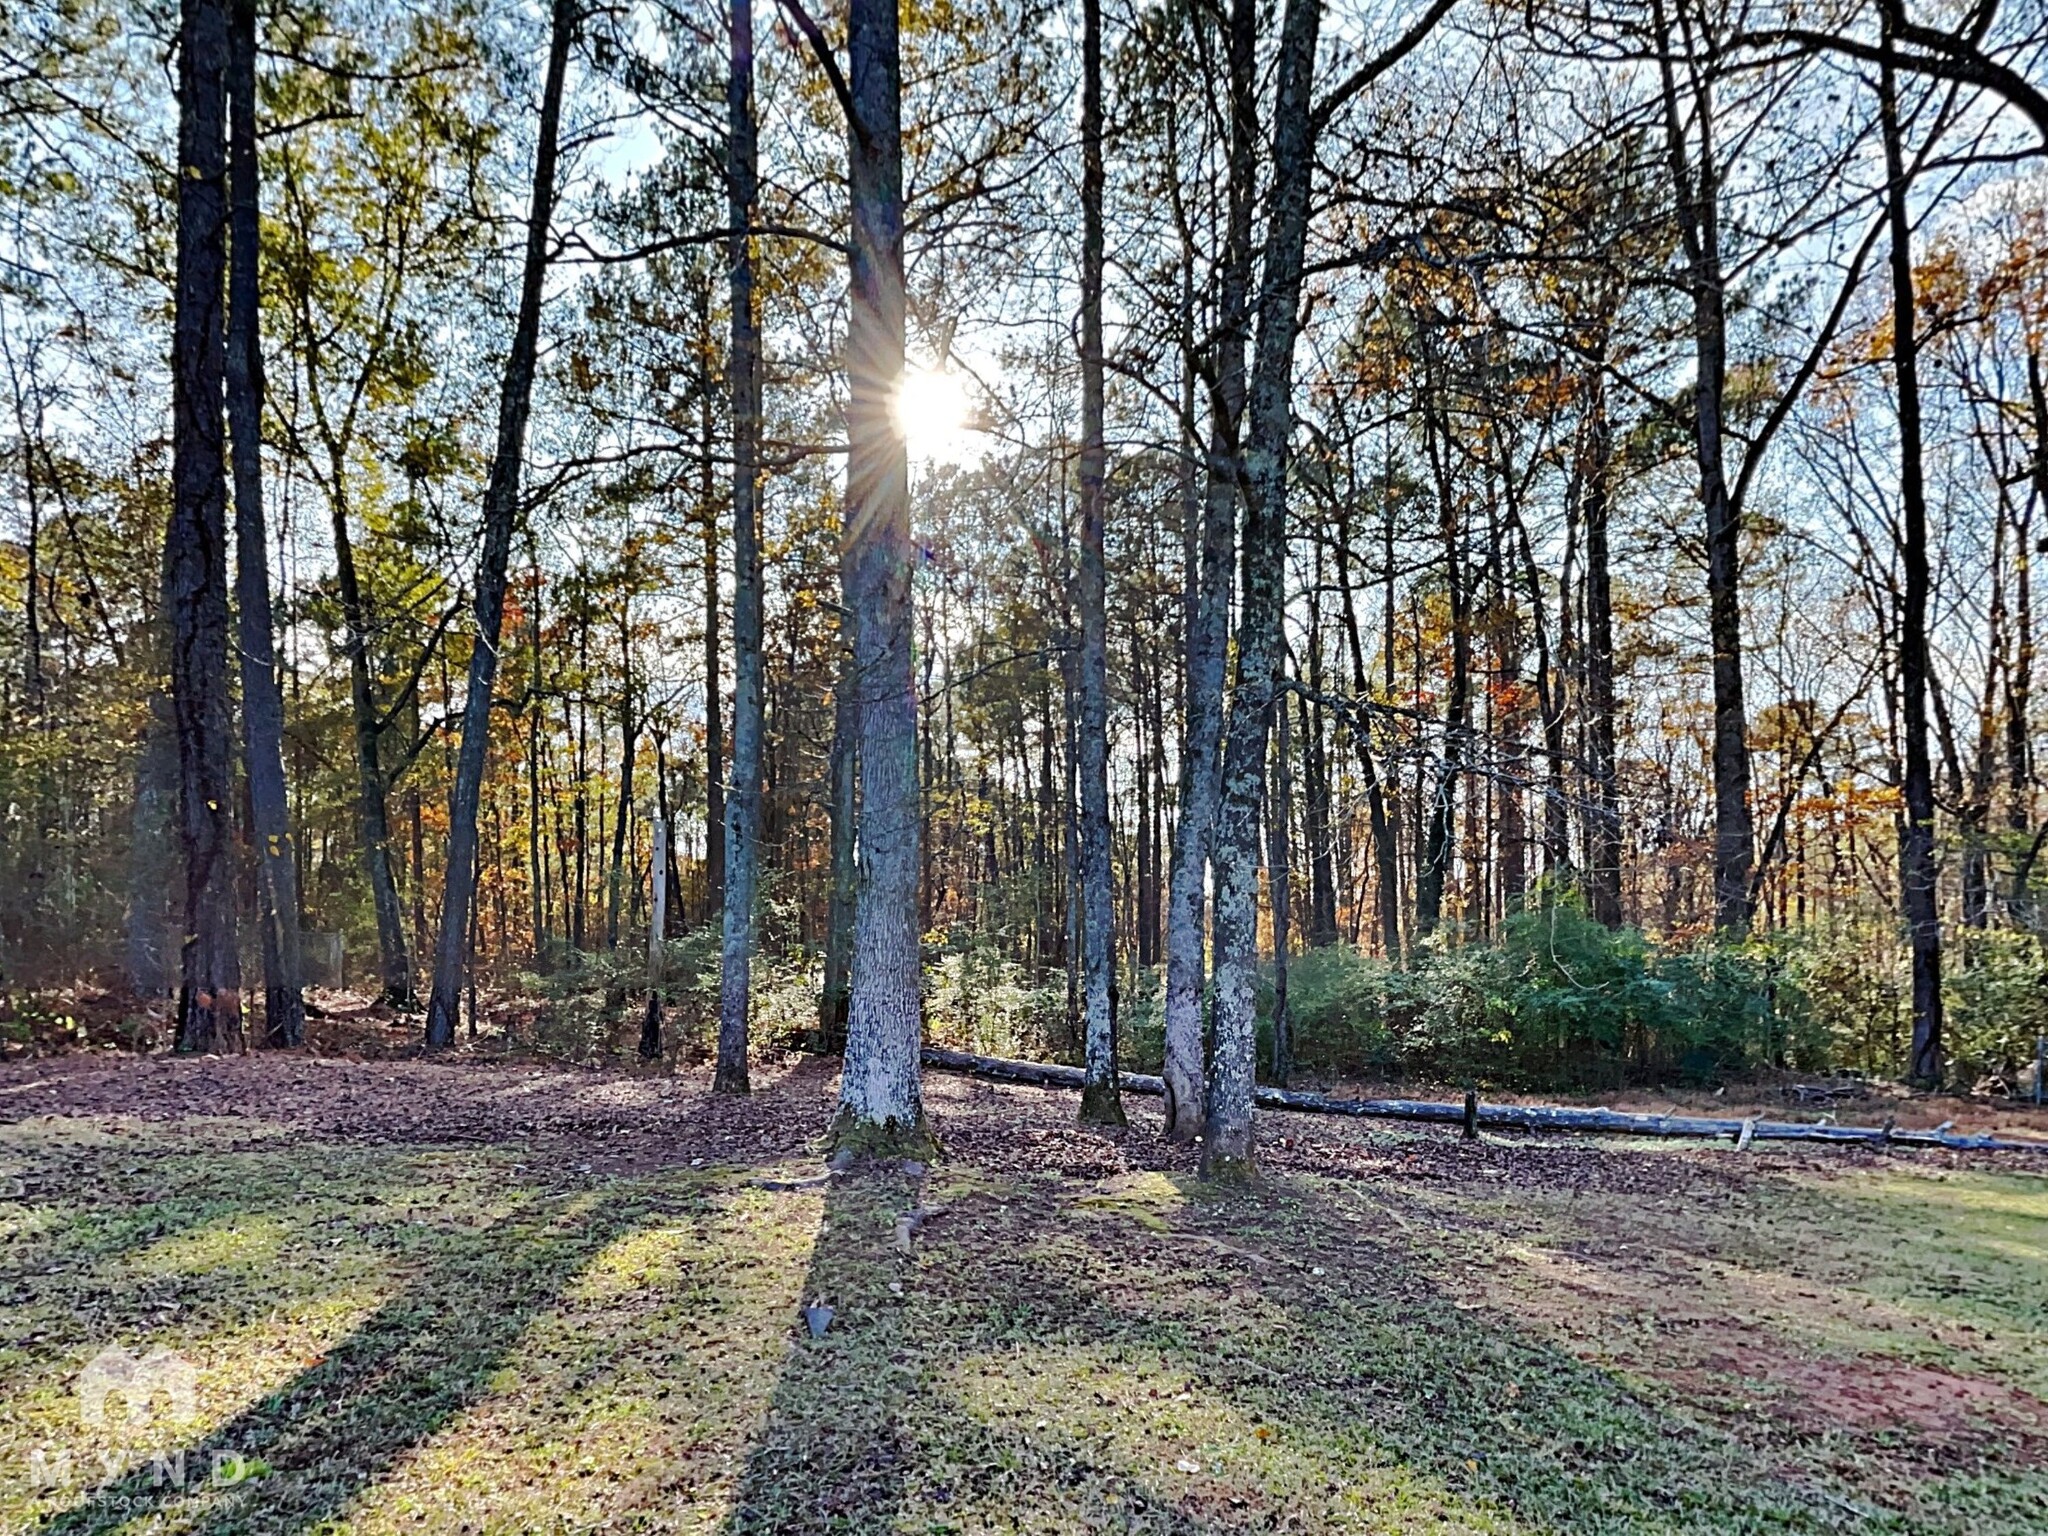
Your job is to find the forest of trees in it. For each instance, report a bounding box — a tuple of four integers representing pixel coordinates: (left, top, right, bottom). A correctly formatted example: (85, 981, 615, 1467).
(2, 0, 2046, 1167)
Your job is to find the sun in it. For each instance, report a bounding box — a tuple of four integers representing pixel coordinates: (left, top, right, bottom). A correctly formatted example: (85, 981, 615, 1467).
(894, 363, 981, 467)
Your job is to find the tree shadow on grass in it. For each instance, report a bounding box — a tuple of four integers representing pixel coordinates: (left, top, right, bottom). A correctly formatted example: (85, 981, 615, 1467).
(993, 1173, 2048, 1534)
(723, 1158, 1974, 1535)
(0, 1139, 455, 1412)
(719, 1168, 922, 1535)
(720, 1166, 1279, 1536)
(30, 1180, 668, 1535)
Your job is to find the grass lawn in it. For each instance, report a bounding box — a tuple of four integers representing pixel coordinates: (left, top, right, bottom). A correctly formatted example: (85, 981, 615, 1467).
(1, 1052, 2045, 1534)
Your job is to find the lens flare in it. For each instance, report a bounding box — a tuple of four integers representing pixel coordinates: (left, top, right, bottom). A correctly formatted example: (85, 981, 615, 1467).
(894, 364, 980, 466)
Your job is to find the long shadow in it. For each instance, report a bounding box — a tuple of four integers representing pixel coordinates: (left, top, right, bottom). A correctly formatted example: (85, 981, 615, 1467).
(723, 1151, 1954, 1535)
(719, 1164, 1320, 1536)
(32, 1180, 663, 1535)
(720, 1167, 921, 1535)
(14, 1061, 803, 1536)
(0, 1138, 449, 1411)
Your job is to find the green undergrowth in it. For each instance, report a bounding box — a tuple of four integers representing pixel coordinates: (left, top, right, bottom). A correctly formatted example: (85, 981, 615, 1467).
(1, 1111, 2044, 1533)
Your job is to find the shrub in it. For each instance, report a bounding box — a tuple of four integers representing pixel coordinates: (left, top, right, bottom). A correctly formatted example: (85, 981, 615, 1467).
(1944, 927, 2048, 1086)
(923, 938, 1069, 1062)
(1276, 893, 1798, 1089)
(515, 925, 728, 1064)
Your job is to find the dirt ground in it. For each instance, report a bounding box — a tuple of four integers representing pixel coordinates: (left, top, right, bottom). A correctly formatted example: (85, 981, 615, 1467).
(17, 980, 2047, 1141)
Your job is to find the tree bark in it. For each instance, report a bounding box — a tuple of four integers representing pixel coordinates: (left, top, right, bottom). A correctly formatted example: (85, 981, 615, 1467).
(226, 0, 304, 1045)
(1075, 0, 1124, 1126)
(1882, 32, 1943, 1085)
(1203, 0, 1321, 1180)
(700, 288, 727, 919)
(1161, 0, 1255, 1142)
(1580, 359, 1623, 927)
(1267, 676, 1293, 1084)
(330, 488, 411, 1003)
(834, 0, 928, 1152)
(1653, 0, 1754, 931)
(424, 0, 572, 1046)
(1415, 361, 1467, 936)
(821, 602, 858, 1049)
(716, 0, 765, 1094)
(168, 0, 243, 1053)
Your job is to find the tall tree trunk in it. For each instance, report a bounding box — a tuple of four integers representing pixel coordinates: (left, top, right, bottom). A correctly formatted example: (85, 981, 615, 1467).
(1416, 371, 1467, 936)
(640, 815, 669, 1057)
(1965, 503, 2005, 930)
(1303, 600, 1338, 946)
(3, 328, 45, 713)
(1161, 0, 1254, 1142)
(331, 489, 411, 1003)
(1076, 0, 1123, 1126)
(1581, 360, 1623, 927)
(1267, 678, 1293, 1084)
(1492, 520, 1530, 914)
(1882, 34, 1943, 1085)
(408, 785, 426, 969)
(226, 0, 303, 1045)
(424, 0, 572, 1046)
(835, 0, 927, 1151)
(1336, 507, 1401, 956)
(1035, 665, 1055, 972)
(527, 566, 549, 960)
(168, 0, 242, 1053)
(126, 689, 179, 999)
(1063, 539, 1081, 1043)
(1204, 0, 1321, 1179)
(699, 314, 727, 921)
(2009, 353, 2042, 902)
(1134, 632, 1158, 966)
(716, 0, 765, 1094)
(821, 603, 858, 1048)
(1502, 492, 1570, 881)
(573, 674, 589, 950)
(1653, 0, 1754, 931)
(605, 684, 636, 950)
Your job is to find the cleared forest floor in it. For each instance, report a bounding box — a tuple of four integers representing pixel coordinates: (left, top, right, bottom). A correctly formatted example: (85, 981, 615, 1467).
(2, 1051, 2045, 1534)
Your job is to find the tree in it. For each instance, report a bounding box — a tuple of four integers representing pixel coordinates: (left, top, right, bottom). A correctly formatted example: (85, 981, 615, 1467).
(787, 0, 931, 1151)
(1649, 0, 1757, 933)
(227, 0, 304, 1046)
(715, 0, 766, 1095)
(1205, 0, 1455, 1176)
(167, 0, 242, 1054)
(1202, 0, 1323, 1180)
(1160, 0, 1255, 1143)
(1733, 0, 2048, 149)
(1880, 22, 1943, 1083)
(424, 0, 574, 1048)
(1075, 0, 1123, 1126)
(266, 9, 498, 1007)
(12, 0, 2048, 1103)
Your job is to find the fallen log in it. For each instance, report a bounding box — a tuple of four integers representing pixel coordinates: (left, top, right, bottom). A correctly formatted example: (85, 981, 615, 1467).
(920, 1046, 2048, 1154)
